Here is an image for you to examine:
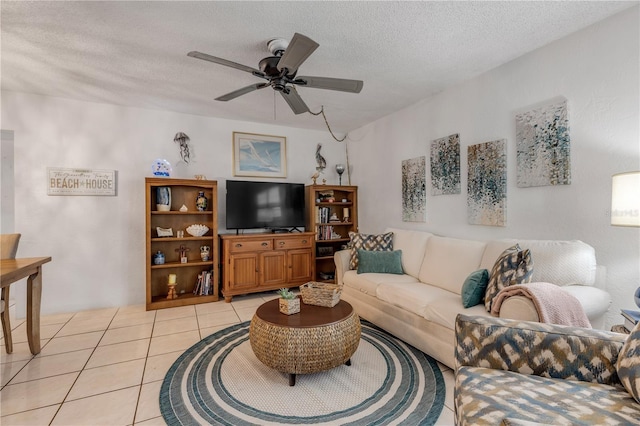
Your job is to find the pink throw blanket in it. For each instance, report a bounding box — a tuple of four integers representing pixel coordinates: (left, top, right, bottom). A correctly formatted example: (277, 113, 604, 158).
(490, 282, 592, 328)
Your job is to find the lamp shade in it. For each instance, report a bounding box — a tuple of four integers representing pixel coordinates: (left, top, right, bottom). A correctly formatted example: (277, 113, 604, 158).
(611, 171, 640, 227)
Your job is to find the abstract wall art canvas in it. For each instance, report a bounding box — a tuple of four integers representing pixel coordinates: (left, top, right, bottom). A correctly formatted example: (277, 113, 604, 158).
(430, 133, 461, 195)
(467, 139, 507, 227)
(402, 156, 427, 222)
(516, 99, 570, 187)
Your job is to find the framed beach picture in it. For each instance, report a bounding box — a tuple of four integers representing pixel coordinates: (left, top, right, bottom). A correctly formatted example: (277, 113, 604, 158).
(233, 132, 287, 178)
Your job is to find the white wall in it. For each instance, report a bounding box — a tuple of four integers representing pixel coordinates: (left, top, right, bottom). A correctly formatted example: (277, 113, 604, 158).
(348, 7, 640, 329)
(1, 130, 15, 233)
(1, 93, 347, 316)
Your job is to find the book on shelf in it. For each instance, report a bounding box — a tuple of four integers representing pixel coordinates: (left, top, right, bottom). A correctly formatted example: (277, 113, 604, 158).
(316, 225, 334, 241)
(318, 190, 334, 201)
(315, 206, 331, 223)
(193, 269, 214, 296)
(621, 309, 640, 323)
(621, 309, 640, 331)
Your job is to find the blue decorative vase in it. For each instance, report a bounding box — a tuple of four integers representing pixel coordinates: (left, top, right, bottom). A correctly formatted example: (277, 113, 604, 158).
(156, 187, 171, 211)
(153, 251, 165, 265)
(196, 191, 208, 212)
(635, 287, 640, 309)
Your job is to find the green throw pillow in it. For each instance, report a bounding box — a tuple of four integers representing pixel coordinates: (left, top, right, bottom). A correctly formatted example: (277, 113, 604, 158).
(461, 269, 489, 308)
(357, 249, 404, 274)
(617, 320, 640, 403)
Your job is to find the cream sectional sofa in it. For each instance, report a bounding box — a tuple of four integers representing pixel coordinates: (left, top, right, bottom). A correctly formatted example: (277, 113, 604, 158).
(334, 227, 611, 369)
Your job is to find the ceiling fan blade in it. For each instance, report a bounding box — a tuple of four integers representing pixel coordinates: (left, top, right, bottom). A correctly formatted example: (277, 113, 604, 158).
(277, 33, 319, 74)
(215, 83, 269, 101)
(295, 76, 363, 93)
(188, 51, 263, 76)
(280, 88, 310, 115)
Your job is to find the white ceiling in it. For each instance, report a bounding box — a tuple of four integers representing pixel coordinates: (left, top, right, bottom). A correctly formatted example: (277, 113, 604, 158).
(1, 1, 636, 134)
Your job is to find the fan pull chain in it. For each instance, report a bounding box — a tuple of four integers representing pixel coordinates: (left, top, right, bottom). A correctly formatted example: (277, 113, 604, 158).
(309, 106, 347, 143)
(310, 105, 351, 184)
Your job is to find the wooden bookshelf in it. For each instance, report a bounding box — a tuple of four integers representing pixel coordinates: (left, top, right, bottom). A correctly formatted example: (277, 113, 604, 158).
(305, 185, 358, 283)
(145, 177, 219, 310)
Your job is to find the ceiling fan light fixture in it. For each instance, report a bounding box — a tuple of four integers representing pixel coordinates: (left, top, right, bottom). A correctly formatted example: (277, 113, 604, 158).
(188, 33, 363, 116)
(271, 79, 287, 92)
(267, 38, 289, 56)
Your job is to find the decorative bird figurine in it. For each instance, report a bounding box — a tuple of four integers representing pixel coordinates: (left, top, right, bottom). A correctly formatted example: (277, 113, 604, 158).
(311, 171, 320, 185)
(315, 144, 326, 172)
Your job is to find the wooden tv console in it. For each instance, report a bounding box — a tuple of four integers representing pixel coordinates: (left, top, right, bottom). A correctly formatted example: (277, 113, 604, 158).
(219, 232, 315, 303)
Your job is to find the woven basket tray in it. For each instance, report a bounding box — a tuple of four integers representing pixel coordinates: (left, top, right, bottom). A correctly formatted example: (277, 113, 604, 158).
(299, 282, 341, 307)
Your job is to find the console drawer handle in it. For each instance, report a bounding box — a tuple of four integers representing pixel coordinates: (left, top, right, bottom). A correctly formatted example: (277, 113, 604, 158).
(261, 242, 269, 246)
(235, 243, 242, 248)
(279, 241, 285, 245)
(302, 239, 307, 244)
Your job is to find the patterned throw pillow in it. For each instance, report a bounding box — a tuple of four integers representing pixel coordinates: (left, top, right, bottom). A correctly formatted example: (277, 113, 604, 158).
(484, 244, 534, 312)
(348, 231, 393, 270)
(617, 320, 640, 403)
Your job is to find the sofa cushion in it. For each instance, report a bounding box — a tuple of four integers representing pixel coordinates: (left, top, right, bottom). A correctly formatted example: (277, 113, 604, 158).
(617, 320, 640, 403)
(418, 236, 487, 295)
(343, 270, 419, 296)
(481, 239, 596, 286)
(376, 282, 453, 318)
(456, 366, 640, 425)
(357, 249, 404, 274)
(348, 231, 393, 270)
(484, 245, 533, 312)
(423, 291, 488, 330)
(385, 228, 433, 278)
(561, 285, 611, 319)
(461, 269, 489, 308)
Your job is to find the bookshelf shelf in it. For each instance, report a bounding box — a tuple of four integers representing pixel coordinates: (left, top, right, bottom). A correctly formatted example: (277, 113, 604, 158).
(150, 260, 214, 269)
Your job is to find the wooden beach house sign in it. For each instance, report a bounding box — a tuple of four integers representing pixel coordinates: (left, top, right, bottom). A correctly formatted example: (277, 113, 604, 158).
(47, 167, 117, 196)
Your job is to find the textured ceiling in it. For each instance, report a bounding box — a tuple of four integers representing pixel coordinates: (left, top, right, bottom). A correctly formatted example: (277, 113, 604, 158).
(1, 1, 635, 134)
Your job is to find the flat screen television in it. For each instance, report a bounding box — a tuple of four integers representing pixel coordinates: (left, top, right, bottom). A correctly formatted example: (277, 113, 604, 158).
(226, 180, 306, 231)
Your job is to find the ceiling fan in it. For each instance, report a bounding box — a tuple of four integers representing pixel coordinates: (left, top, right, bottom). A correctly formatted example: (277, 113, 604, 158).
(187, 33, 363, 115)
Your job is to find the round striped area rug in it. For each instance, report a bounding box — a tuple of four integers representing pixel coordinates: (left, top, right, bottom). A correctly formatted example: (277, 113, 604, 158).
(160, 320, 445, 425)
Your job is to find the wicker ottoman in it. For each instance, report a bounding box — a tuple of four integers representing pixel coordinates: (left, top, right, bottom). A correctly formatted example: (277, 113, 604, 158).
(249, 299, 361, 386)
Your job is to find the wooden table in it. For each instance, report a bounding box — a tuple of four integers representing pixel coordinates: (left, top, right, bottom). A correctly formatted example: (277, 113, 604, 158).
(249, 299, 361, 386)
(1, 257, 52, 355)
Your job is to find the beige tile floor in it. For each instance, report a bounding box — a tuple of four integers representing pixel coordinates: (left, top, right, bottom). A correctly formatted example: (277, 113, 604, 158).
(0, 292, 456, 425)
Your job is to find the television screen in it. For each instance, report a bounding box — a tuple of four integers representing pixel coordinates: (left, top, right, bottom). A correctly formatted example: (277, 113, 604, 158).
(226, 180, 306, 230)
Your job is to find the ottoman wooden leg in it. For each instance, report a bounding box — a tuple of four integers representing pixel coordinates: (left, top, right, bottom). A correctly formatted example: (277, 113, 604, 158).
(289, 373, 296, 386)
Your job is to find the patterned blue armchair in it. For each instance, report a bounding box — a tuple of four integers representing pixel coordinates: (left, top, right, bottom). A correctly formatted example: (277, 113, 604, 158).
(454, 314, 640, 425)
